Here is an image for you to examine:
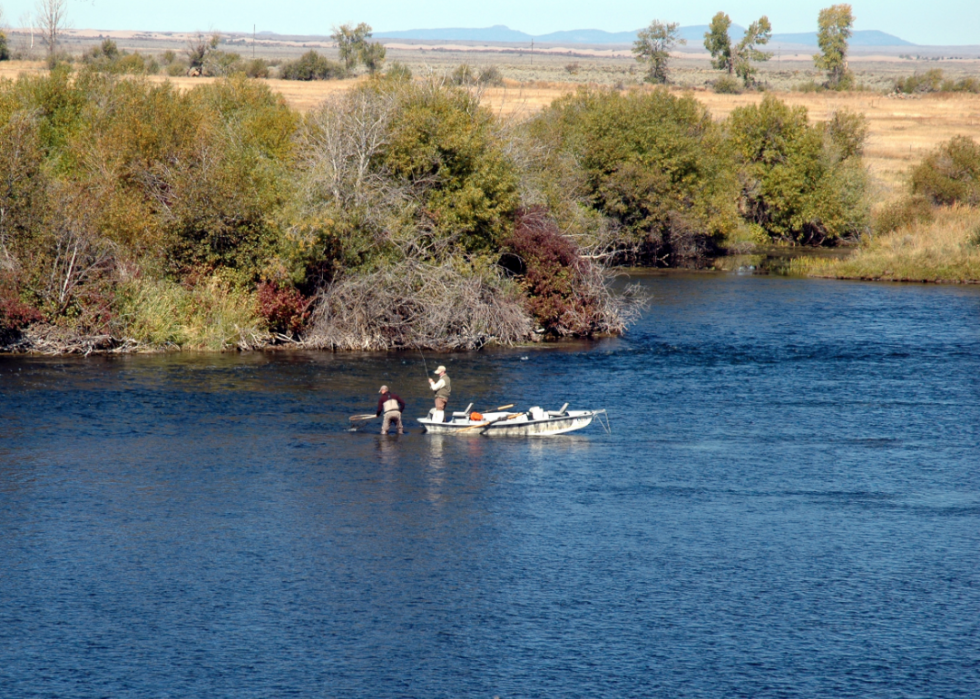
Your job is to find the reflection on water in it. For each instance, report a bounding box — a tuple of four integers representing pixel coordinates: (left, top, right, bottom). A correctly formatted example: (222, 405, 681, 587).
(1, 274, 979, 697)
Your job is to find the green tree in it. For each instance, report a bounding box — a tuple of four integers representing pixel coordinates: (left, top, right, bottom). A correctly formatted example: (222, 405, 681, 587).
(815, 4, 854, 90)
(704, 12, 736, 74)
(359, 40, 386, 74)
(529, 88, 739, 265)
(632, 20, 685, 85)
(704, 13, 773, 86)
(727, 95, 868, 244)
(332, 23, 372, 71)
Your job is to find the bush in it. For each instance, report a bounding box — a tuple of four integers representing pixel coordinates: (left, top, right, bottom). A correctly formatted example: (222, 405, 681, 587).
(873, 195, 934, 235)
(256, 281, 310, 336)
(0, 275, 44, 333)
(477, 66, 503, 86)
(911, 136, 980, 206)
(280, 51, 346, 81)
(449, 64, 474, 86)
(304, 258, 532, 350)
(116, 275, 265, 349)
(244, 58, 270, 79)
(501, 208, 620, 337)
(712, 75, 742, 94)
(385, 62, 412, 81)
(528, 87, 738, 265)
(727, 95, 869, 244)
(895, 69, 980, 94)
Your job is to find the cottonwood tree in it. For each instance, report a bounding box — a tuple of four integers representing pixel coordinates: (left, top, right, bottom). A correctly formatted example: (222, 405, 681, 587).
(331, 23, 383, 72)
(632, 20, 685, 84)
(34, 0, 69, 65)
(815, 4, 854, 89)
(704, 12, 773, 86)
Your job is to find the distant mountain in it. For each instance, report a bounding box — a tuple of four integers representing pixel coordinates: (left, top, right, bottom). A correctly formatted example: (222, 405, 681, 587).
(770, 30, 914, 47)
(535, 29, 639, 44)
(376, 25, 533, 43)
(375, 25, 914, 47)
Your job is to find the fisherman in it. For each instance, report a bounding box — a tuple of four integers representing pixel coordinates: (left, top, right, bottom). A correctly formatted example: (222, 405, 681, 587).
(376, 385, 406, 435)
(428, 365, 451, 415)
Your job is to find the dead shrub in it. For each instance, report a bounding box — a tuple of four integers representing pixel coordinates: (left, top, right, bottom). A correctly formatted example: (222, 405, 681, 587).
(303, 259, 532, 351)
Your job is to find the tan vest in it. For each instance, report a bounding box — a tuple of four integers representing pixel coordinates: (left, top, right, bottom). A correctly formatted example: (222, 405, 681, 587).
(434, 375, 451, 399)
(383, 397, 400, 414)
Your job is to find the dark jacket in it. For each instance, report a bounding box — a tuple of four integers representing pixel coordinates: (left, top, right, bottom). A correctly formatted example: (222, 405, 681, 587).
(377, 392, 406, 416)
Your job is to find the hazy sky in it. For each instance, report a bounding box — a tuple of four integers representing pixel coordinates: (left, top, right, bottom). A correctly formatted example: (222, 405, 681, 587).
(2, 1, 977, 46)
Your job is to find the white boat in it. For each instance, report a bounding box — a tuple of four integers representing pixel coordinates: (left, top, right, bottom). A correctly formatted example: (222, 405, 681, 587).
(417, 403, 609, 436)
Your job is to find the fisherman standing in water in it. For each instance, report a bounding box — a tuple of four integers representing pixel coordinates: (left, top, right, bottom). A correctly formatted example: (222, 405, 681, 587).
(376, 385, 406, 435)
(428, 365, 451, 416)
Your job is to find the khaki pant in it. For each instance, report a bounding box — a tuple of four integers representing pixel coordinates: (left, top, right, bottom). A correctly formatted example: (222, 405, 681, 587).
(434, 397, 448, 411)
(381, 411, 403, 434)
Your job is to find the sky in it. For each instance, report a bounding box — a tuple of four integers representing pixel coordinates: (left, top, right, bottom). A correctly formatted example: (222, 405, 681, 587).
(1, 1, 977, 46)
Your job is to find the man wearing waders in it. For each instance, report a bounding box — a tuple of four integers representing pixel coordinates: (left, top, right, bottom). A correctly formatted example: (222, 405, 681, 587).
(428, 366, 451, 419)
(376, 385, 406, 435)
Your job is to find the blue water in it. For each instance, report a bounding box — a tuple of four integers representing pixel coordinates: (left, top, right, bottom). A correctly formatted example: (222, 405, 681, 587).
(1, 274, 979, 698)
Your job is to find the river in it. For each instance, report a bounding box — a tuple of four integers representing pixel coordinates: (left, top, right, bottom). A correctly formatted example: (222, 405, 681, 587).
(1, 273, 978, 698)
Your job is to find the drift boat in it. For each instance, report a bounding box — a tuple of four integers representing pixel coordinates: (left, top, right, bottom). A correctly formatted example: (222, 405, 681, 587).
(417, 403, 609, 436)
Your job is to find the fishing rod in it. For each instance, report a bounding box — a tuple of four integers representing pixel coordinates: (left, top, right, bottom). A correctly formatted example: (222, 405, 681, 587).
(418, 347, 430, 379)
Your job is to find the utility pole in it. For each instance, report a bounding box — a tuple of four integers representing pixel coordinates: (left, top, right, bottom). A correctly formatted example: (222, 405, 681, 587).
(253, 24, 255, 58)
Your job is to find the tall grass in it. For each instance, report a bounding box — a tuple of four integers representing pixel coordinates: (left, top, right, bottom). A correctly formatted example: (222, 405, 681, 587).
(116, 276, 266, 350)
(794, 206, 980, 283)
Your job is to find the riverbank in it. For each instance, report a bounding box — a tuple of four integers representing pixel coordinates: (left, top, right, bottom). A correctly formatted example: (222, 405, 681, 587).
(793, 206, 980, 283)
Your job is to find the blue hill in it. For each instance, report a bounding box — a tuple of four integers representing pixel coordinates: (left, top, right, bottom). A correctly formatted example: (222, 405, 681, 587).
(375, 25, 914, 47)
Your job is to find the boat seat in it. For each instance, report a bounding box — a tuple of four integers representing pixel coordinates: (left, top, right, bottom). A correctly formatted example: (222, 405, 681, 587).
(548, 403, 570, 417)
(452, 403, 474, 418)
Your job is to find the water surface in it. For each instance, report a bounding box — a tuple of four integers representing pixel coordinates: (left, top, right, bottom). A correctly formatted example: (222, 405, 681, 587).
(2, 274, 979, 698)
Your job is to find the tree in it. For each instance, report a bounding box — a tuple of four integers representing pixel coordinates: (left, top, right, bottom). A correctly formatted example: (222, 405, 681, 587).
(815, 4, 854, 90)
(186, 32, 220, 72)
(704, 12, 736, 75)
(0, 6, 8, 61)
(632, 20, 685, 85)
(34, 0, 69, 64)
(704, 12, 773, 86)
(332, 23, 372, 71)
(735, 17, 772, 86)
(359, 41, 386, 75)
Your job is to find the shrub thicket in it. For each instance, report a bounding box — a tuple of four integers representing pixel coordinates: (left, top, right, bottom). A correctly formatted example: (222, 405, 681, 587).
(911, 136, 980, 206)
(280, 51, 346, 81)
(727, 95, 869, 244)
(895, 69, 980, 94)
(527, 87, 738, 265)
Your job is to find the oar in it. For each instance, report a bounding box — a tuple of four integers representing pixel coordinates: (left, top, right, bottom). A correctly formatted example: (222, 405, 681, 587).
(483, 404, 514, 412)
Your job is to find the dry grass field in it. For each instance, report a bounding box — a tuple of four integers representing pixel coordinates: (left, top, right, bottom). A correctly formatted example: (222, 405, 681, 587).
(3, 55, 980, 199)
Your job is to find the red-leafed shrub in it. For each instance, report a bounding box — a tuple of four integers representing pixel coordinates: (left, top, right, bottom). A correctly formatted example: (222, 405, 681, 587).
(257, 281, 311, 336)
(501, 208, 607, 337)
(0, 277, 44, 333)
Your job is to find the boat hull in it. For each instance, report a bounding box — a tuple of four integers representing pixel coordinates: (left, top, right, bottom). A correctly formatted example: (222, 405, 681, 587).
(417, 410, 599, 436)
